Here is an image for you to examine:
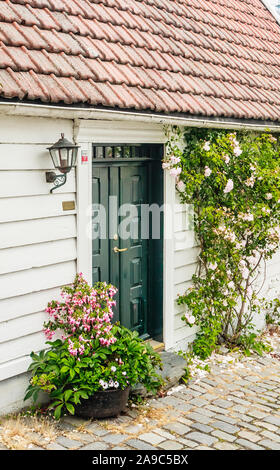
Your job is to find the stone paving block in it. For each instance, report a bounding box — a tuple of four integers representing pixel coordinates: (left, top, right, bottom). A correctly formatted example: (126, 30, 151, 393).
(235, 439, 264, 450)
(163, 422, 191, 435)
(124, 424, 144, 434)
(29, 445, 45, 450)
(186, 412, 213, 425)
(194, 446, 214, 450)
(213, 414, 238, 425)
(153, 429, 176, 441)
(85, 423, 109, 436)
(177, 417, 193, 426)
(260, 430, 280, 442)
(231, 391, 246, 398)
(80, 442, 110, 450)
(200, 378, 218, 387)
(125, 439, 156, 450)
(55, 436, 83, 449)
(67, 432, 95, 443)
(160, 396, 186, 407)
(188, 384, 207, 394)
(206, 405, 230, 415)
(247, 409, 269, 420)
(177, 438, 199, 448)
(190, 422, 214, 434)
(231, 405, 248, 414)
(189, 398, 208, 407)
(60, 416, 88, 428)
(264, 391, 279, 398)
(253, 421, 279, 432)
(258, 440, 280, 450)
(237, 421, 261, 432)
(231, 412, 253, 423)
(251, 401, 275, 412)
(46, 442, 66, 450)
(111, 445, 134, 450)
(103, 434, 129, 445)
(181, 389, 202, 398)
(200, 393, 220, 401)
(158, 440, 184, 450)
(238, 430, 261, 443)
(191, 407, 215, 417)
(263, 416, 280, 426)
(230, 397, 251, 406)
(211, 420, 240, 434)
(212, 399, 233, 409)
(211, 430, 237, 442)
(138, 432, 165, 445)
(174, 403, 193, 412)
(186, 432, 218, 446)
(214, 442, 239, 450)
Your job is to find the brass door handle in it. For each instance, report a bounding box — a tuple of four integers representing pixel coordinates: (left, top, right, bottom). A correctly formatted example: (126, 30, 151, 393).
(114, 246, 128, 253)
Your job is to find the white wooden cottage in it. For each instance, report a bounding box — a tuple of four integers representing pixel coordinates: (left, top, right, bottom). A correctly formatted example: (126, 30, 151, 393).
(1, 0, 280, 414)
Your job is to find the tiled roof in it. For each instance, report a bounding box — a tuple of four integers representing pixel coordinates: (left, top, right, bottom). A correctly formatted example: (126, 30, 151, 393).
(1, 0, 280, 121)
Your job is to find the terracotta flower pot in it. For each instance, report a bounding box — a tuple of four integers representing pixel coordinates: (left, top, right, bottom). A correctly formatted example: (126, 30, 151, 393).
(75, 387, 130, 419)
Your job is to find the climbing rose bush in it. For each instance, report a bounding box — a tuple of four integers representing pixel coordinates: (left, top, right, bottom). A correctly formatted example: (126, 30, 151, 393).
(163, 127, 280, 359)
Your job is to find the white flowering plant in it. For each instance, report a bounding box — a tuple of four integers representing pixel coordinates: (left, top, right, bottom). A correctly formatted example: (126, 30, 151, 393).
(163, 128, 280, 359)
(24, 274, 163, 419)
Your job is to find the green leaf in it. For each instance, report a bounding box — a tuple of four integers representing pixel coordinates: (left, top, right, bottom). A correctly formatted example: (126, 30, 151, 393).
(66, 402, 75, 415)
(54, 404, 64, 420)
(24, 388, 35, 401)
(64, 389, 73, 402)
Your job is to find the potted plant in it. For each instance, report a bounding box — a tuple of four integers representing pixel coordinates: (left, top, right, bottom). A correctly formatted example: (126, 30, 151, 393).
(24, 273, 163, 419)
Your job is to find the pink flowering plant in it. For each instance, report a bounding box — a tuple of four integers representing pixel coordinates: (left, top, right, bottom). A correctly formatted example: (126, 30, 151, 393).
(163, 127, 280, 358)
(25, 274, 162, 419)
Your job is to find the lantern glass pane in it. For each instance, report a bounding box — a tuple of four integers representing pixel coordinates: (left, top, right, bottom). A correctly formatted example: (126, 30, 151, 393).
(58, 148, 69, 170)
(49, 148, 60, 168)
(71, 147, 78, 167)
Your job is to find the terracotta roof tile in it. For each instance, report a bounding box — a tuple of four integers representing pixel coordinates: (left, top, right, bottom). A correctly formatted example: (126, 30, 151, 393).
(1, 0, 280, 121)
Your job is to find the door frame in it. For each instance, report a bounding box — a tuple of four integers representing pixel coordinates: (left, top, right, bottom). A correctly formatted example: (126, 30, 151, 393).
(91, 144, 163, 340)
(75, 120, 175, 349)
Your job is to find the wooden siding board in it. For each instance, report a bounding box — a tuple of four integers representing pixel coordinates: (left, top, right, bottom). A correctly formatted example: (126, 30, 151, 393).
(0, 238, 77, 275)
(0, 170, 75, 197)
(0, 116, 73, 144)
(0, 193, 76, 223)
(0, 260, 76, 300)
(0, 331, 45, 365)
(0, 215, 76, 249)
(0, 144, 53, 170)
(0, 287, 61, 322)
(0, 311, 46, 344)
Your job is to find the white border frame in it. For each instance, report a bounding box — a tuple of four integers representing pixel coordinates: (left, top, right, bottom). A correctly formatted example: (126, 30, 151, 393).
(75, 119, 174, 349)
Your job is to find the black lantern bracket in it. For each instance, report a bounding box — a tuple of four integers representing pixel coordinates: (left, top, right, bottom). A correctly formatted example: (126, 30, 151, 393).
(46, 133, 80, 193)
(45, 171, 67, 193)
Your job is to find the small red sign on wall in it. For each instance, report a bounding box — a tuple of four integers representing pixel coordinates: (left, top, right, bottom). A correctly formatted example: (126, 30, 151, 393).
(81, 154, 88, 163)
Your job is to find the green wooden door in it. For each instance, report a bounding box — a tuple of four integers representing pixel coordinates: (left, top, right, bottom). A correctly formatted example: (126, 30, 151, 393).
(92, 144, 163, 340)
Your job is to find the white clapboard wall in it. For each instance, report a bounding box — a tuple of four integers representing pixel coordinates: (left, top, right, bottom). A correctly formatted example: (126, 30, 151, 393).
(0, 115, 77, 396)
(170, 190, 200, 350)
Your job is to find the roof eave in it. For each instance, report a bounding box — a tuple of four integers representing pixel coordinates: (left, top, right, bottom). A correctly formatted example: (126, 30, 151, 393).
(1, 101, 280, 132)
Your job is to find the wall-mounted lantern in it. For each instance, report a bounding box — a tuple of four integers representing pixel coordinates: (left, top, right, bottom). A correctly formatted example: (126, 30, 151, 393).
(46, 133, 80, 193)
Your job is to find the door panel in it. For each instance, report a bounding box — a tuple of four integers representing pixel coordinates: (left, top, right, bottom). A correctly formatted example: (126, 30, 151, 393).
(92, 167, 109, 283)
(118, 165, 148, 336)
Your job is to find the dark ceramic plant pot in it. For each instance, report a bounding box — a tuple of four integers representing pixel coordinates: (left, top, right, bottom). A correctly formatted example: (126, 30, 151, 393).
(75, 387, 130, 419)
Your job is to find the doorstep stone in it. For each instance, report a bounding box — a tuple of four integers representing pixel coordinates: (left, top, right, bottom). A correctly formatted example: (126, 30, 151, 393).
(131, 351, 187, 397)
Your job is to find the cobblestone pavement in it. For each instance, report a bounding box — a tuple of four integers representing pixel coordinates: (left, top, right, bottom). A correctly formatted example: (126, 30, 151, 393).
(1, 336, 280, 451)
